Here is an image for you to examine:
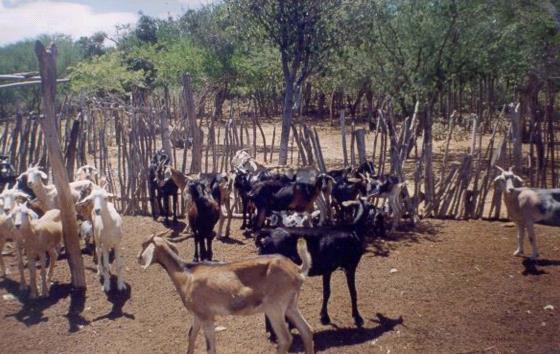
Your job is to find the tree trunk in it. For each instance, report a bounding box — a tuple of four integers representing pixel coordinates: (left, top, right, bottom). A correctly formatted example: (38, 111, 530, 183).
(34, 41, 86, 289)
(278, 77, 295, 165)
(182, 74, 203, 173)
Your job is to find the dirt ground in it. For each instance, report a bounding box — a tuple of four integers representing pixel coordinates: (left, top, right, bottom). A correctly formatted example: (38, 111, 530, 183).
(1, 216, 559, 354)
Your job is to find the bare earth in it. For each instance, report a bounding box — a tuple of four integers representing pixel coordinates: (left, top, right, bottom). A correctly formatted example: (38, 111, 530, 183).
(1, 216, 559, 354)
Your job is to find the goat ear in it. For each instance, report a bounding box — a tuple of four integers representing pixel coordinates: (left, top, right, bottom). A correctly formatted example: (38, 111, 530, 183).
(39, 171, 48, 181)
(139, 243, 156, 269)
(2, 184, 8, 193)
(106, 193, 116, 201)
(347, 178, 362, 183)
(515, 175, 524, 184)
(508, 166, 514, 172)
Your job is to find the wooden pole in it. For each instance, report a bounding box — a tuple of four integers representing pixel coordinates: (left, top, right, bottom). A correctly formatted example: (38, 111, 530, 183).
(34, 41, 86, 289)
(182, 74, 203, 173)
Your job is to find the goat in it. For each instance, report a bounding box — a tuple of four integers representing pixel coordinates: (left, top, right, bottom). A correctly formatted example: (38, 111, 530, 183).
(155, 160, 179, 224)
(197, 172, 234, 238)
(11, 205, 61, 298)
(187, 181, 220, 261)
(22, 166, 94, 212)
(148, 150, 170, 221)
(494, 166, 560, 259)
(257, 198, 385, 330)
(75, 164, 98, 182)
(138, 232, 314, 354)
(79, 187, 126, 291)
(369, 175, 407, 232)
(249, 174, 334, 231)
(231, 149, 264, 174)
(0, 186, 32, 286)
(0, 155, 17, 190)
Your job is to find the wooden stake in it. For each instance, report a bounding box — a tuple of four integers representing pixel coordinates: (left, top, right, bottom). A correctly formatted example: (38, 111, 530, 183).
(34, 41, 86, 289)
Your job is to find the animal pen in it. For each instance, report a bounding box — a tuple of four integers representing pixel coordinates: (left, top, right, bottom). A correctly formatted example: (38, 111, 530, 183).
(1, 74, 559, 224)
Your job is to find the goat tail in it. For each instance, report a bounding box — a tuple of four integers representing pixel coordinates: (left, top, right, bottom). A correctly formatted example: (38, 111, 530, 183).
(296, 238, 312, 277)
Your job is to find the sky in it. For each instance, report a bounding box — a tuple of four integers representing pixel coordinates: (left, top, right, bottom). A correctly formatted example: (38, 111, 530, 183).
(0, 0, 215, 46)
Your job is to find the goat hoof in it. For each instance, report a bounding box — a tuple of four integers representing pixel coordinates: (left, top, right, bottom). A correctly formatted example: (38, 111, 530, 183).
(529, 253, 539, 260)
(513, 249, 524, 257)
(320, 314, 331, 325)
(354, 316, 364, 327)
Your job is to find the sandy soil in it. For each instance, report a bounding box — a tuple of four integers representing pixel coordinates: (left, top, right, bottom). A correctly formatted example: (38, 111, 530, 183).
(1, 216, 559, 354)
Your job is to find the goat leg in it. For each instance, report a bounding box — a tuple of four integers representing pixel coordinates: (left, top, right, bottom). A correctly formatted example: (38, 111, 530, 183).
(47, 248, 58, 287)
(16, 240, 26, 290)
(114, 248, 126, 291)
(206, 236, 213, 261)
(202, 321, 217, 354)
(39, 253, 48, 297)
(513, 224, 525, 256)
(186, 317, 202, 354)
(0, 239, 8, 276)
(193, 233, 200, 262)
(102, 248, 111, 292)
(345, 266, 363, 327)
(285, 302, 315, 354)
(526, 222, 539, 259)
(28, 256, 38, 299)
(172, 193, 178, 223)
(266, 309, 293, 354)
(320, 272, 332, 325)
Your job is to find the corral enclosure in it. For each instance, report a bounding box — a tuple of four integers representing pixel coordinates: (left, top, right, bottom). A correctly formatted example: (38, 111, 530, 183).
(1, 1, 560, 353)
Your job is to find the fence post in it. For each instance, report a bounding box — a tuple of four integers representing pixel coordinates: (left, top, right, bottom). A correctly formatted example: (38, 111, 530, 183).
(34, 41, 86, 289)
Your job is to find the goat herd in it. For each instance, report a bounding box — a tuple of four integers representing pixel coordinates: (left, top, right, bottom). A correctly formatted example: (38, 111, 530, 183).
(0, 147, 554, 354)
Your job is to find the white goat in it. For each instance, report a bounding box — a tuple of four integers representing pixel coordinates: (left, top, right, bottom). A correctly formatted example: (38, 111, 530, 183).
(0, 186, 33, 287)
(494, 166, 560, 259)
(79, 187, 126, 292)
(11, 205, 61, 298)
(23, 166, 94, 212)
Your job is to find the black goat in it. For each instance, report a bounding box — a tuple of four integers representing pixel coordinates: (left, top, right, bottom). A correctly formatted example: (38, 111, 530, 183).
(149, 150, 179, 224)
(0, 156, 17, 191)
(148, 150, 169, 220)
(234, 169, 293, 230)
(256, 198, 385, 334)
(187, 181, 220, 261)
(249, 174, 332, 231)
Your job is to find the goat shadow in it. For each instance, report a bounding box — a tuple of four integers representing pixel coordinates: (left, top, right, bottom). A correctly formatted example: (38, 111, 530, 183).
(92, 276, 134, 322)
(289, 313, 404, 352)
(165, 221, 187, 238)
(522, 258, 560, 276)
(1, 278, 72, 327)
(366, 220, 441, 257)
(217, 236, 245, 245)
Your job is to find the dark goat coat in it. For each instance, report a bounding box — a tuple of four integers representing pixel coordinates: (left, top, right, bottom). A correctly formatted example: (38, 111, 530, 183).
(256, 200, 385, 332)
(188, 182, 220, 261)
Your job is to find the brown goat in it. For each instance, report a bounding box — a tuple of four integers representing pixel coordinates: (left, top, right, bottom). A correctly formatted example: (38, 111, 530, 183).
(138, 233, 314, 354)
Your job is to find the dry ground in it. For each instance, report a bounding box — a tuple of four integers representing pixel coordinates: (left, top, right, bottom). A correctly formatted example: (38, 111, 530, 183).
(1, 216, 559, 354)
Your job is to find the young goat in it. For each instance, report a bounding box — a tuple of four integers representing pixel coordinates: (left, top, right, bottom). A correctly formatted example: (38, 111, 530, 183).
(138, 232, 314, 354)
(187, 181, 220, 261)
(494, 166, 560, 259)
(79, 187, 126, 292)
(257, 198, 385, 330)
(11, 205, 61, 298)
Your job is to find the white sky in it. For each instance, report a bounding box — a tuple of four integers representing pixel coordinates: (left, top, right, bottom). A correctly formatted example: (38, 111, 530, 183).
(0, 0, 215, 46)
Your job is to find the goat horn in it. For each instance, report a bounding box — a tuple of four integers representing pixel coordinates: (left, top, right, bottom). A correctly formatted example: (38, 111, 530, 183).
(508, 166, 514, 172)
(495, 165, 505, 173)
(341, 200, 360, 207)
(154, 230, 171, 238)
